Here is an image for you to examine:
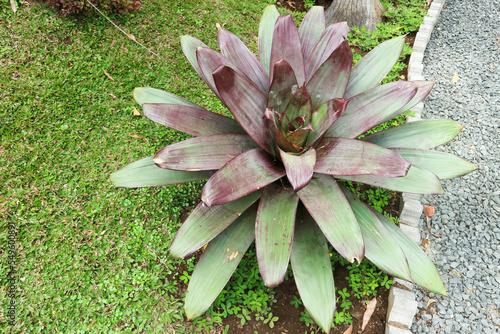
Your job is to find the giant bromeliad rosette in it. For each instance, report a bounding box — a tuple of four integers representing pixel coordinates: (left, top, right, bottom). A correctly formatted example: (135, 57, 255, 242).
(111, 5, 475, 332)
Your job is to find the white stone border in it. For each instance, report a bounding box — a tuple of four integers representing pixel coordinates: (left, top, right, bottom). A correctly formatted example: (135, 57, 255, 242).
(385, 1, 446, 333)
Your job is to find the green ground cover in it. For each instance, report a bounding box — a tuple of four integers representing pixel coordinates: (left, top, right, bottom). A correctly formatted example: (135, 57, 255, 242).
(0, 1, 427, 332)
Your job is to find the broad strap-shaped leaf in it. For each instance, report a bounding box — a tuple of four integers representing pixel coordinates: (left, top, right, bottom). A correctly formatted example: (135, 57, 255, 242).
(306, 40, 352, 109)
(307, 98, 348, 146)
(255, 183, 299, 288)
(201, 148, 285, 206)
(218, 27, 269, 94)
(268, 60, 298, 115)
(154, 134, 258, 171)
(298, 6, 326, 61)
(326, 81, 417, 138)
(297, 173, 364, 262)
(341, 187, 412, 281)
(335, 165, 443, 195)
(143, 103, 245, 137)
(110, 156, 213, 188)
(371, 208, 447, 295)
(134, 87, 199, 107)
(258, 5, 280, 75)
(362, 119, 463, 150)
(315, 137, 410, 177)
(180, 35, 209, 79)
(392, 148, 476, 179)
(291, 206, 335, 333)
(213, 66, 273, 154)
(270, 14, 306, 85)
(279, 148, 316, 191)
(169, 191, 261, 258)
(382, 81, 435, 123)
(305, 22, 349, 83)
(345, 35, 405, 99)
(184, 205, 257, 319)
(197, 47, 238, 100)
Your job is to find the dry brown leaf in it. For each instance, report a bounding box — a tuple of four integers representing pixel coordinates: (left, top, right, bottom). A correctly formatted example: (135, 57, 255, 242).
(128, 134, 148, 141)
(452, 72, 459, 83)
(421, 238, 430, 247)
(133, 107, 141, 116)
(109, 93, 117, 99)
(451, 269, 462, 277)
(10, 0, 17, 13)
(361, 298, 377, 331)
(342, 324, 353, 334)
(423, 206, 435, 217)
(103, 70, 115, 81)
(127, 33, 137, 42)
(427, 299, 437, 307)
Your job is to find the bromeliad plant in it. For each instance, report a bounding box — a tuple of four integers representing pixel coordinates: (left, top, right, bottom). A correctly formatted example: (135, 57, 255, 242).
(111, 5, 476, 333)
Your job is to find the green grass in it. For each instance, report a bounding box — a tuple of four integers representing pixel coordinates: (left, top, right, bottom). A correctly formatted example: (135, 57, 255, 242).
(0, 0, 429, 332)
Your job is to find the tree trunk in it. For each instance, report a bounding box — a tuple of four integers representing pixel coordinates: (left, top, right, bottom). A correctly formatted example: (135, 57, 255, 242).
(325, 0, 385, 32)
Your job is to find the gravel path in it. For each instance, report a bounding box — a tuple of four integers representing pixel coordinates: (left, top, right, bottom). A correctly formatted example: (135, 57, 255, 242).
(411, 0, 500, 333)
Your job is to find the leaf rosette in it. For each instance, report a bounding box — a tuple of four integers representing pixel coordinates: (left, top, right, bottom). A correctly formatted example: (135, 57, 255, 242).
(111, 5, 476, 332)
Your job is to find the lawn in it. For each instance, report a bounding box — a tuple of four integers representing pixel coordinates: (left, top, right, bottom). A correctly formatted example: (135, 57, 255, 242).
(0, 0, 427, 333)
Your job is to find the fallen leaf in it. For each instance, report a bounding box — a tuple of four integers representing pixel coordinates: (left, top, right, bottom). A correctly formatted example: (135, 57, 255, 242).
(342, 324, 353, 334)
(452, 72, 459, 83)
(421, 238, 430, 247)
(427, 299, 437, 307)
(361, 298, 377, 331)
(451, 269, 462, 277)
(128, 134, 148, 141)
(127, 33, 137, 42)
(103, 70, 115, 81)
(423, 206, 434, 217)
(133, 107, 141, 116)
(228, 251, 239, 261)
(109, 93, 117, 99)
(10, 0, 17, 13)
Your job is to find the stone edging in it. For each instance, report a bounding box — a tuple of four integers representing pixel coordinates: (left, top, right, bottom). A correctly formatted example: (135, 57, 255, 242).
(385, 1, 446, 333)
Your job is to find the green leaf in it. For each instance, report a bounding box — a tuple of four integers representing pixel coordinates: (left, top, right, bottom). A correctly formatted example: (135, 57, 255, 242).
(134, 87, 198, 107)
(180, 35, 208, 79)
(341, 187, 412, 281)
(297, 173, 364, 262)
(345, 35, 405, 99)
(110, 156, 213, 188)
(291, 206, 335, 333)
(184, 206, 257, 319)
(258, 5, 280, 76)
(298, 6, 326, 61)
(255, 183, 299, 287)
(392, 148, 476, 179)
(169, 192, 261, 258)
(371, 209, 447, 295)
(335, 165, 443, 195)
(362, 119, 463, 149)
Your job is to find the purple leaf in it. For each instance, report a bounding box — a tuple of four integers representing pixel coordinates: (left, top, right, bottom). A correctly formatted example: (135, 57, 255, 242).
(154, 134, 258, 171)
(181, 35, 208, 79)
(218, 27, 269, 94)
(213, 66, 274, 154)
(268, 60, 298, 115)
(297, 173, 364, 263)
(282, 85, 313, 131)
(201, 148, 285, 206)
(298, 6, 326, 61)
(381, 81, 435, 123)
(304, 22, 349, 82)
(169, 192, 261, 258)
(280, 148, 316, 191)
(306, 40, 352, 110)
(143, 103, 245, 137)
(326, 81, 417, 138)
(314, 137, 410, 177)
(256, 183, 299, 287)
(270, 15, 306, 85)
(197, 47, 238, 100)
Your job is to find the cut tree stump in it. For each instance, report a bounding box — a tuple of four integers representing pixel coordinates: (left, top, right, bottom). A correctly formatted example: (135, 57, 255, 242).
(325, 0, 385, 31)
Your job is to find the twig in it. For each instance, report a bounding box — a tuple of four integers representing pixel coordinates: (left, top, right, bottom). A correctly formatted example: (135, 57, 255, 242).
(425, 217, 442, 237)
(86, 0, 159, 57)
